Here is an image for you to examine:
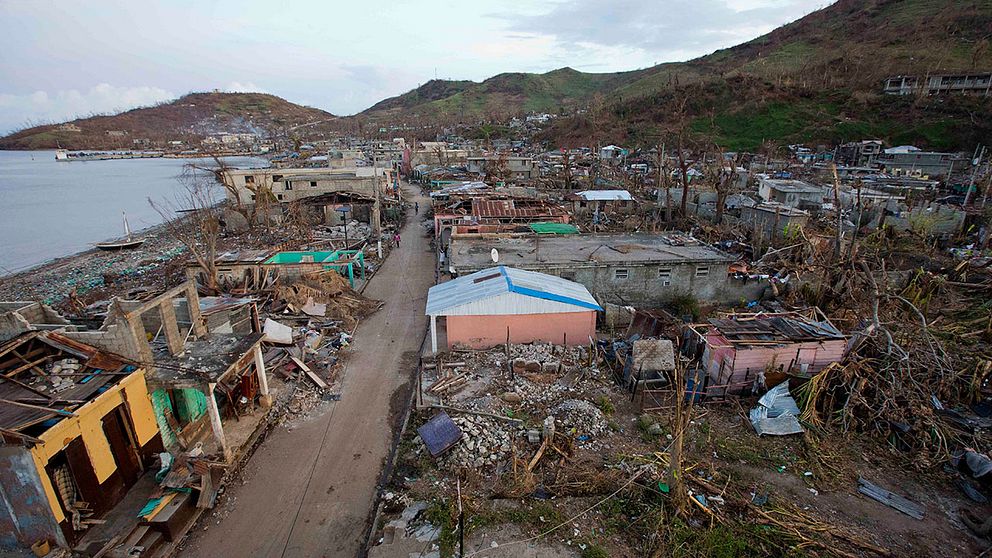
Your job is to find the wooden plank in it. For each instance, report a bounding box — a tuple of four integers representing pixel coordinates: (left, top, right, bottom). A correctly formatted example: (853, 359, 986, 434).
(0, 427, 43, 444)
(7, 347, 49, 376)
(2, 356, 49, 378)
(0, 332, 40, 360)
(290, 356, 327, 389)
(0, 346, 46, 370)
(121, 281, 192, 320)
(527, 439, 549, 472)
(0, 374, 53, 400)
(91, 534, 120, 558)
(0, 398, 75, 416)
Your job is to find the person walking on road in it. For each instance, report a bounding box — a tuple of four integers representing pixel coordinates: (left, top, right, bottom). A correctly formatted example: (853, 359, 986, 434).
(415, 201, 419, 214)
(394, 232, 401, 247)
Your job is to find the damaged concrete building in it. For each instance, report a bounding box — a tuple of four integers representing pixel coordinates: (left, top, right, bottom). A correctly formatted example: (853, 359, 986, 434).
(448, 232, 752, 306)
(221, 167, 393, 205)
(0, 283, 270, 464)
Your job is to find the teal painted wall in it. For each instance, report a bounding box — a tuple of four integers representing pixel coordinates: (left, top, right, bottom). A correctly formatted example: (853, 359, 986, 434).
(149, 389, 178, 449)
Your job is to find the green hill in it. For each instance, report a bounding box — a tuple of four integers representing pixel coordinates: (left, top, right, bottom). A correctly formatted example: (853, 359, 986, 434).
(362, 67, 651, 122)
(364, 0, 992, 150)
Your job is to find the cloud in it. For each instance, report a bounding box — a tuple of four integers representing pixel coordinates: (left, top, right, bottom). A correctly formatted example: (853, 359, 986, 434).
(501, 0, 829, 63)
(225, 81, 267, 93)
(0, 83, 176, 133)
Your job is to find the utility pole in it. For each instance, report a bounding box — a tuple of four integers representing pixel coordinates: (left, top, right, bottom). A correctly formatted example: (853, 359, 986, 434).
(372, 148, 382, 238)
(963, 144, 985, 207)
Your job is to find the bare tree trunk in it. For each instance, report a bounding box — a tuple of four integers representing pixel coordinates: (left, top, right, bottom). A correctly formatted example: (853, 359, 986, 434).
(150, 166, 223, 292)
(665, 361, 693, 518)
(831, 164, 843, 261)
(678, 144, 690, 218)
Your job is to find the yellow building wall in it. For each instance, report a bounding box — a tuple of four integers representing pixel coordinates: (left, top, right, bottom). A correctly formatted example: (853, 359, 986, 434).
(29, 371, 159, 524)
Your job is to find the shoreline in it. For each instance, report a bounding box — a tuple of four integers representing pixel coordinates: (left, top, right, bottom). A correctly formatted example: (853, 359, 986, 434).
(1, 219, 174, 278)
(0, 220, 186, 304)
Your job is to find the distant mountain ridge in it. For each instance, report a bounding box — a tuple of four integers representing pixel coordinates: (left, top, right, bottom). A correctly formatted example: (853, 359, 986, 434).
(361, 0, 992, 150)
(0, 92, 336, 150)
(4, 0, 991, 151)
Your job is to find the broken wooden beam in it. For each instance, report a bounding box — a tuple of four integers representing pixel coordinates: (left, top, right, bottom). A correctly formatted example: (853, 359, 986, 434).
(290, 356, 327, 389)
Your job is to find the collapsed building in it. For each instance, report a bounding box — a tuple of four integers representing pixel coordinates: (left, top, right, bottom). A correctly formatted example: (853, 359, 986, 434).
(432, 193, 569, 240)
(222, 167, 393, 205)
(0, 283, 273, 552)
(0, 332, 161, 548)
(683, 310, 848, 395)
(220, 167, 403, 233)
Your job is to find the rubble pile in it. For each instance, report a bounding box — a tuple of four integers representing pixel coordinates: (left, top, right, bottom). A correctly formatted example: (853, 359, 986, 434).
(315, 220, 372, 243)
(275, 381, 327, 424)
(508, 342, 586, 364)
(438, 415, 522, 469)
(551, 399, 608, 437)
(0, 231, 185, 305)
(274, 270, 381, 329)
(47, 358, 81, 393)
(501, 377, 575, 412)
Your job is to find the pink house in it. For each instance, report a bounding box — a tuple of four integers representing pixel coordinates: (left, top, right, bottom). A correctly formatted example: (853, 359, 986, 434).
(425, 266, 602, 353)
(684, 310, 847, 395)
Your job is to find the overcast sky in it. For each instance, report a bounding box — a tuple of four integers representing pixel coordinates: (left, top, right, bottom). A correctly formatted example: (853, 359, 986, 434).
(0, 0, 831, 133)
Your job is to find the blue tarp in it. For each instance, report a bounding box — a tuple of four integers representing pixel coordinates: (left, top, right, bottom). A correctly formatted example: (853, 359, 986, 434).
(417, 412, 462, 457)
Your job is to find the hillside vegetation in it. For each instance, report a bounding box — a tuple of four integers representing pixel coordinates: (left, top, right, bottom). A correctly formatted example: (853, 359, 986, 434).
(361, 67, 651, 122)
(366, 0, 992, 151)
(4, 0, 990, 152)
(0, 92, 336, 150)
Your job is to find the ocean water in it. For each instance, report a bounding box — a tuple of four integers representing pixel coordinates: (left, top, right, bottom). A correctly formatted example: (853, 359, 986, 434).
(0, 150, 267, 274)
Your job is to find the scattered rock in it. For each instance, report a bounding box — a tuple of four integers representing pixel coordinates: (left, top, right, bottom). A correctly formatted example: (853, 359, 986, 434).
(500, 391, 522, 404)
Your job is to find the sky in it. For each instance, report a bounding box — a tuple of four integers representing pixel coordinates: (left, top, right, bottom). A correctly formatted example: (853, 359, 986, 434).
(0, 0, 831, 133)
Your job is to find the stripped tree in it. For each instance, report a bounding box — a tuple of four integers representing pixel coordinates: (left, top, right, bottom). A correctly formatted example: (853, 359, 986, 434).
(149, 165, 222, 292)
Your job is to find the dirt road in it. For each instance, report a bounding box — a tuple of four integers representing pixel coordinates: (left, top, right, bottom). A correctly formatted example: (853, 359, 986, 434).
(179, 184, 433, 558)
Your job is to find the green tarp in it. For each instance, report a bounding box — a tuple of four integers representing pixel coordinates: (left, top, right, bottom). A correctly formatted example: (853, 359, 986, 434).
(529, 222, 579, 235)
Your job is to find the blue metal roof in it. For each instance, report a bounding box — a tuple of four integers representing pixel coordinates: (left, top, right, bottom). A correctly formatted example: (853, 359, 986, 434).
(426, 266, 603, 316)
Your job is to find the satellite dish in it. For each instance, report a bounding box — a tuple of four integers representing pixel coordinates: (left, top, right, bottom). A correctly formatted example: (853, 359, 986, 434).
(491, 248, 499, 263)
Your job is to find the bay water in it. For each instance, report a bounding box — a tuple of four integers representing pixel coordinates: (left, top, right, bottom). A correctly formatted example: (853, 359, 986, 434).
(0, 150, 267, 275)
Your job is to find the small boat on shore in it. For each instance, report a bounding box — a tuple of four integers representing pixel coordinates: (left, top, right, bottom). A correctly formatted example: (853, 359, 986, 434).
(95, 211, 145, 251)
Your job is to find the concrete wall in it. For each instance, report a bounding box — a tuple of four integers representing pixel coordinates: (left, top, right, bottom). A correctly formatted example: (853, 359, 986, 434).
(568, 262, 732, 306)
(0, 311, 32, 343)
(0, 303, 75, 343)
(741, 207, 809, 239)
(61, 321, 143, 363)
(446, 311, 596, 349)
(454, 260, 765, 306)
(223, 169, 381, 205)
(0, 447, 66, 549)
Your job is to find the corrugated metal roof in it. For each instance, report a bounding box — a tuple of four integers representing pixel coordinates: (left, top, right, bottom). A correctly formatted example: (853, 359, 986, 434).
(575, 190, 633, 201)
(471, 199, 560, 218)
(426, 266, 602, 316)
